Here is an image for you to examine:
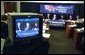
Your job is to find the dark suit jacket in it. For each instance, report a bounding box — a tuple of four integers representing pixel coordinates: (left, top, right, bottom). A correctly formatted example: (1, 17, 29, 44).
(1, 22, 8, 39)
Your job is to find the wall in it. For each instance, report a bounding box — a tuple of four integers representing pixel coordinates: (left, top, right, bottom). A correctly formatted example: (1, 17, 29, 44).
(1, 1, 4, 15)
(20, 3, 84, 18)
(1, 1, 21, 15)
(20, 2, 39, 13)
(79, 4, 84, 18)
(1, 1, 84, 18)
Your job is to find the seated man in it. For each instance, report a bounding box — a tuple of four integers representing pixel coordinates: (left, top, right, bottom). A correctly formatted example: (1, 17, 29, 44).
(61, 15, 64, 19)
(33, 23, 39, 31)
(59, 15, 65, 20)
(76, 15, 79, 21)
(25, 23, 30, 31)
(69, 15, 72, 20)
(58, 15, 65, 22)
(47, 14, 50, 19)
(52, 14, 56, 20)
(17, 22, 21, 31)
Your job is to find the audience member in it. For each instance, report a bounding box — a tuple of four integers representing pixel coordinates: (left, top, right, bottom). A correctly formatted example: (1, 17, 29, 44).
(1, 15, 8, 39)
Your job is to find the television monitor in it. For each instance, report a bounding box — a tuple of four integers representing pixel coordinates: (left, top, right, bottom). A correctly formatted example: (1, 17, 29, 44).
(40, 4, 74, 14)
(7, 13, 43, 45)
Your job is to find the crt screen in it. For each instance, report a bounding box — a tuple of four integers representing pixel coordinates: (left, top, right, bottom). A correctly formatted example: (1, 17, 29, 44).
(15, 18, 39, 38)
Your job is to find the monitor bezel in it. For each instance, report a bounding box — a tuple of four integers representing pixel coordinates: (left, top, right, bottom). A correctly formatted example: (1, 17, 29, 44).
(12, 15, 43, 41)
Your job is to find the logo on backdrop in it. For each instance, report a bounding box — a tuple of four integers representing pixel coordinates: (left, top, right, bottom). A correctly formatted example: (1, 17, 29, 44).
(45, 5, 55, 12)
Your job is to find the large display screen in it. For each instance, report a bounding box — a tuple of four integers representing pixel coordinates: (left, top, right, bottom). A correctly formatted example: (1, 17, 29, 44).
(40, 4, 74, 14)
(15, 17, 39, 38)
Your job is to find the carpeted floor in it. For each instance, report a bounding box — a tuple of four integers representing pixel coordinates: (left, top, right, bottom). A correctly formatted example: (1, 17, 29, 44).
(2, 28, 83, 54)
(47, 28, 83, 54)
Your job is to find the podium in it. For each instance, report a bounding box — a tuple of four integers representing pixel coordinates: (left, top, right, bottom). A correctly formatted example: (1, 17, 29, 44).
(73, 28, 84, 48)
